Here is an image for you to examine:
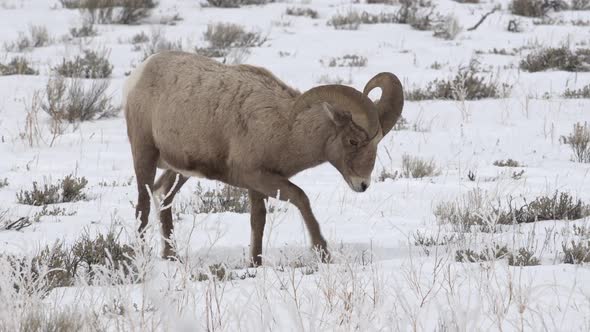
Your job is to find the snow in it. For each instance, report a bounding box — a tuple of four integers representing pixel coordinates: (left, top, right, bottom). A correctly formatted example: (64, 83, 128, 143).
(1, 0, 590, 330)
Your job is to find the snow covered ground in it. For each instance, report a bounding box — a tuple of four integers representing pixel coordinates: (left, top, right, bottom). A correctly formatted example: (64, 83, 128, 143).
(1, 0, 590, 330)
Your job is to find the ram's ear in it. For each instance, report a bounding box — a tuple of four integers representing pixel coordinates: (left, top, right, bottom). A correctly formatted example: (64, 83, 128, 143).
(322, 102, 351, 127)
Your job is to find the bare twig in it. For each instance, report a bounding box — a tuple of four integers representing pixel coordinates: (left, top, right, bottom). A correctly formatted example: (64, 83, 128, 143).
(467, 7, 498, 31)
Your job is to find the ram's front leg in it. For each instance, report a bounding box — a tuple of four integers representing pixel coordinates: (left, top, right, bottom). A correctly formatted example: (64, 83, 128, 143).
(249, 189, 267, 266)
(245, 172, 330, 262)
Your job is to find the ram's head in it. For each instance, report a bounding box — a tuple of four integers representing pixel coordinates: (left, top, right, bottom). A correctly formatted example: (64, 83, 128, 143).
(296, 73, 404, 192)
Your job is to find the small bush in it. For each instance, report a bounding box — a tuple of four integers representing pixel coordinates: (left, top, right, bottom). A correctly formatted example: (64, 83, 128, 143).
(571, 0, 590, 9)
(564, 122, 590, 163)
(70, 23, 97, 38)
(520, 47, 590, 72)
(206, 0, 269, 7)
(510, 0, 566, 17)
(73, 0, 157, 25)
(7, 229, 135, 294)
(0, 178, 8, 188)
(204, 22, 265, 49)
(4, 25, 51, 52)
(563, 240, 590, 264)
(433, 15, 462, 40)
(16, 174, 88, 206)
(436, 190, 590, 231)
(197, 23, 265, 58)
(563, 84, 590, 98)
(508, 248, 540, 266)
(193, 183, 249, 214)
(456, 245, 540, 266)
(139, 29, 182, 61)
(321, 54, 367, 67)
(401, 154, 440, 178)
(130, 30, 149, 45)
(378, 169, 400, 182)
(285, 7, 318, 19)
(0, 57, 37, 76)
(42, 76, 117, 123)
(327, 11, 362, 30)
(406, 61, 508, 100)
(456, 244, 509, 262)
(20, 308, 85, 332)
(55, 49, 112, 78)
(493, 159, 521, 167)
(359, 11, 398, 24)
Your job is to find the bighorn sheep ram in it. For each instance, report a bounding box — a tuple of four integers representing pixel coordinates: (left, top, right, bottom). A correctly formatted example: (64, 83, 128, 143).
(124, 51, 403, 265)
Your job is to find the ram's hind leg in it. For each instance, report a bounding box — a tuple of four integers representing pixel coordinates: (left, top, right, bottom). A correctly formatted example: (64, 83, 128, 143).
(154, 170, 189, 259)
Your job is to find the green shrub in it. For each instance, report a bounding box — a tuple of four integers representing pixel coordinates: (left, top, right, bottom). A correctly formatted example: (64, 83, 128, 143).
(55, 49, 112, 78)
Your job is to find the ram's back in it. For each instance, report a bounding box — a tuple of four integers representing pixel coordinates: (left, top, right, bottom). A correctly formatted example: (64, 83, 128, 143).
(124, 51, 301, 181)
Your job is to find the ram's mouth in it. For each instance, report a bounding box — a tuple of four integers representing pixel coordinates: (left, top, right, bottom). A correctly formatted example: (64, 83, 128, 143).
(346, 176, 370, 193)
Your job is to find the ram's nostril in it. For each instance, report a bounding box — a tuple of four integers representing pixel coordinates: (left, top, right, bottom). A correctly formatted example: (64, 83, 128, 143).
(360, 182, 368, 192)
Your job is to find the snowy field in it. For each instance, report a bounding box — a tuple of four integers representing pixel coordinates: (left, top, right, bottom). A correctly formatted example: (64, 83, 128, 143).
(1, 0, 590, 331)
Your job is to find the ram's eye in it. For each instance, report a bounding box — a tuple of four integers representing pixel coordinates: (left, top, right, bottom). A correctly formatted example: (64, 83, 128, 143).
(349, 139, 359, 146)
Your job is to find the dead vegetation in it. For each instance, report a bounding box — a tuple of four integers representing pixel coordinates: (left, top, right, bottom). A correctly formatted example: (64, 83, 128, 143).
(401, 154, 440, 178)
(406, 60, 510, 100)
(16, 174, 88, 206)
(563, 122, 590, 163)
(0, 57, 37, 76)
(4, 229, 135, 294)
(285, 7, 318, 19)
(4, 25, 51, 52)
(520, 46, 590, 72)
(435, 190, 590, 231)
(41, 76, 118, 124)
(54, 49, 113, 78)
(61, 0, 157, 25)
(196, 22, 265, 59)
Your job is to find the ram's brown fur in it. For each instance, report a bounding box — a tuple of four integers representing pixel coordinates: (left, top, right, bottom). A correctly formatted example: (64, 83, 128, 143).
(124, 51, 403, 264)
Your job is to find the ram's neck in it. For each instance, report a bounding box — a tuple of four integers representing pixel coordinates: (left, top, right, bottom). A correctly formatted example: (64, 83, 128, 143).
(280, 105, 335, 177)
